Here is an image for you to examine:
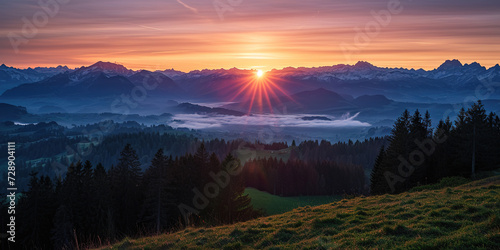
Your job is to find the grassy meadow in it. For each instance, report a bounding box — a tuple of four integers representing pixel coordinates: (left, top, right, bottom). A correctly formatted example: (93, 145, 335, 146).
(101, 175, 500, 249)
(244, 188, 341, 215)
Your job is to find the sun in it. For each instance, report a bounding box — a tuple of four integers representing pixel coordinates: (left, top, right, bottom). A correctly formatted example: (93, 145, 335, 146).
(225, 69, 295, 114)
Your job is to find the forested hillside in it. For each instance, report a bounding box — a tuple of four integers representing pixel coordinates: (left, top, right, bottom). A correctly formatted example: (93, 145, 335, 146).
(371, 101, 500, 194)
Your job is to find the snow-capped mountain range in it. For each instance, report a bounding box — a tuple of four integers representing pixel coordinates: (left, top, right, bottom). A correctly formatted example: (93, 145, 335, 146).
(1, 60, 499, 104)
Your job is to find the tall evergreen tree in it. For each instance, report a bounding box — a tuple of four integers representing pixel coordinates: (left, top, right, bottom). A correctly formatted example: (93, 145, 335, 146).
(378, 110, 411, 193)
(140, 149, 174, 234)
(93, 163, 113, 239)
(424, 110, 432, 136)
(18, 172, 57, 249)
(194, 143, 210, 189)
(465, 100, 489, 175)
(110, 144, 143, 235)
(370, 146, 386, 195)
(407, 110, 431, 187)
(213, 154, 259, 224)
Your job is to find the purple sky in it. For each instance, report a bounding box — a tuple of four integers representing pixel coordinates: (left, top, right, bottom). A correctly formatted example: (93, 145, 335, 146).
(1, 0, 499, 71)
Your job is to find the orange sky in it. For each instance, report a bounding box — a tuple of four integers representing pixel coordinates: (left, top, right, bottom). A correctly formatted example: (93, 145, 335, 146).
(1, 0, 499, 71)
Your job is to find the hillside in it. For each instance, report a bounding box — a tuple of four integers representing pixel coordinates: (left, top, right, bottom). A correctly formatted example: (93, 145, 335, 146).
(245, 188, 341, 215)
(0, 103, 28, 120)
(102, 175, 500, 249)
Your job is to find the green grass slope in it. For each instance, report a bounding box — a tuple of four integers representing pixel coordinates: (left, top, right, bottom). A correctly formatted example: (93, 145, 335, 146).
(245, 188, 341, 215)
(103, 176, 500, 249)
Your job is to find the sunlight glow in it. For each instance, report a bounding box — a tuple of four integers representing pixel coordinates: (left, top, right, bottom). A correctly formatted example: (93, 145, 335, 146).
(222, 71, 297, 115)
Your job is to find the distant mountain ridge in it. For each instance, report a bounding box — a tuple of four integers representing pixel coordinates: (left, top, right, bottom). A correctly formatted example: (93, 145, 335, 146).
(222, 88, 397, 114)
(1, 62, 183, 100)
(0, 64, 71, 94)
(0, 103, 28, 121)
(1, 60, 499, 112)
(2, 59, 498, 79)
(175, 103, 245, 116)
(73, 61, 134, 77)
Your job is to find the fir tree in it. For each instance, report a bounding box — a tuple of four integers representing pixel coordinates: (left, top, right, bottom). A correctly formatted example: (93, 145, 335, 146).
(110, 144, 143, 235)
(379, 110, 411, 193)
(140, 149, 173, 234)
(370, 146, 386, 195)
(213, 154, 259, 224)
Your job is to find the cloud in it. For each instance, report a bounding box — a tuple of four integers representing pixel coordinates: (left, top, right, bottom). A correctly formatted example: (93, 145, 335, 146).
(1, 0, 499, 70)
(169, 113, 371, 130)
(176, 0, 199, 14)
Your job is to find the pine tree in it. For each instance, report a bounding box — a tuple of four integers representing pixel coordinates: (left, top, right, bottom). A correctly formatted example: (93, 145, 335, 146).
(200, 153, 222, 225)
(408, 110, 430, 187)
(18, 172, 57, 249)
(213, 154, 259, 224)
(80, 160, 95, 239)
(378, 110, 411, 194)
(140, 149, 173, 234)
(92, 163, 113, 239)
(194, 143, 210, 189)
(370, 146, 386, 195)
(465, 100, 488, 175)
(430, 117, 453, 180)
(110, 144, 143, 235)
(410, 109, 426, 140)
(424, 110, 432, 137)
(51, 205, 73, 250)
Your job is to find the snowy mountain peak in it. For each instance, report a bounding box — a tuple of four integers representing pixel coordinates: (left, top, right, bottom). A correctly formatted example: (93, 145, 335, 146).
(74, 61, 134, 78)
(89, 61, 129, 72)
(463, 62, 486, 72)
(437, 59, 463, 71)
(354, 61, 375, 70)
(158, 68, 186, 78)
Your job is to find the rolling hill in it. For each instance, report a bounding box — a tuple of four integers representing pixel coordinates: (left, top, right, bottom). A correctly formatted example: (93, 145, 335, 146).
(0, 103, 28, 121)
(101, 175, 500, 249)
(244, 188, 341, 215)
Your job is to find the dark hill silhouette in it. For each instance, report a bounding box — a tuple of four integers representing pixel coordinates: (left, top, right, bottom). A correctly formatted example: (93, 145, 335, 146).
(0, 103, 28, 121)
(175, 103, 245, 116)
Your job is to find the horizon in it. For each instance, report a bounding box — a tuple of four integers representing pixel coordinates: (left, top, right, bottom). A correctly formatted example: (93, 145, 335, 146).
(2, 59, 499, 73)
(1, 0, 499, 72)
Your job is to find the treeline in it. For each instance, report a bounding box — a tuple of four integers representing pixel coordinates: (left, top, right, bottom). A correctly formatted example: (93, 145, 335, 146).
(86, 133, 385, 172)
(247, 141, 289, 151)
(371, 101, 500, 195)
(296, 137, 387, 169)
(242, 157, 365, 196)
(0, 121, 65, 143)
(0, 129, 386, 192)
(5, 144, 260, 249)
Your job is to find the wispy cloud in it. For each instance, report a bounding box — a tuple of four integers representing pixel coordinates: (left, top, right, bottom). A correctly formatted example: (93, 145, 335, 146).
(1, 0, 499, 70)
(169, 113, 371, 130)
(176, 0, 198, 14)
(137, 24, 164, 31)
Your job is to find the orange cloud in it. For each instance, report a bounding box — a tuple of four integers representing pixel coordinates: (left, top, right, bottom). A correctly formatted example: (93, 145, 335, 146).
(0, 0, 499, 71)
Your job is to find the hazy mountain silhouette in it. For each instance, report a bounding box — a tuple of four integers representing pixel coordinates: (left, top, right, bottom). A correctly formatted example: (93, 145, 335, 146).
(0, 103, 28, 121)
(354, 95, 393, 107)
(175, 103, 245, 116)
(1, 60, 500, 113)
(129, 70, 186, 97)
